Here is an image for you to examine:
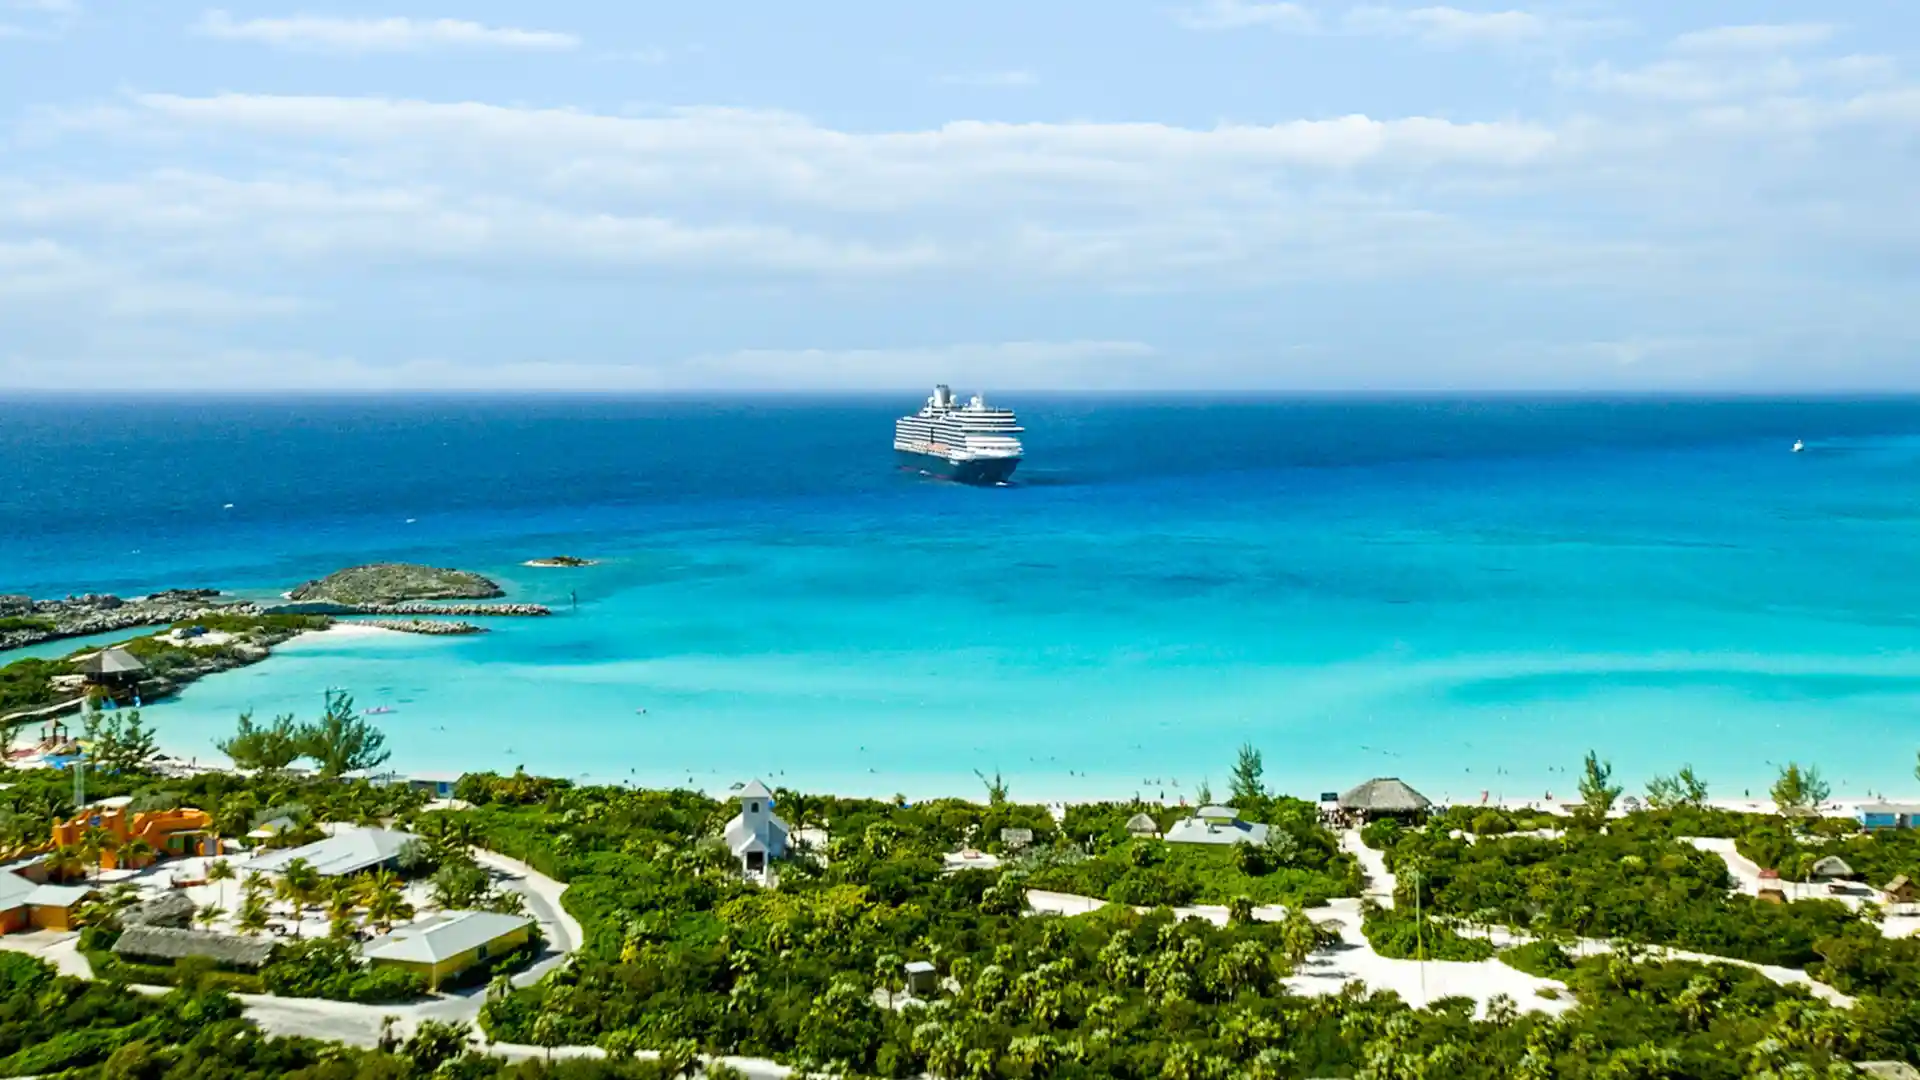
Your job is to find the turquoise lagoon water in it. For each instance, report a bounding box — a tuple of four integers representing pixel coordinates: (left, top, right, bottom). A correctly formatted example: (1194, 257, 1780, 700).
(3, 396, 1919, 803)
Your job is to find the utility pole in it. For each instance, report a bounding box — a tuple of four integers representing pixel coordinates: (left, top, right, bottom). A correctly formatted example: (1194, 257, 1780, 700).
(72, 752, 86, 810)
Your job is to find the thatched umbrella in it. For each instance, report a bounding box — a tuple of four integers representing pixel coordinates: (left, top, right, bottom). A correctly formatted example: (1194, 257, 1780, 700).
(1123, 813, 1159, 838)
(1337, 778, 1433, 817)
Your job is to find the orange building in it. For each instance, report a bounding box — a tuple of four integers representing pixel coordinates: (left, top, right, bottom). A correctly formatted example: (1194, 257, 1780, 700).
(51, 800, 219, 870)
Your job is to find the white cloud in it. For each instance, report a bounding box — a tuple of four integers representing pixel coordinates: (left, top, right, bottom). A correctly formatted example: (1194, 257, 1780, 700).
(1345, 6, 1548, 44)
(0, 340, 1160, 391)
(1174, 0, 1316, 31)
(192, 10, 579, 53)
(1670, 23, 1834, 54)
(0, 238, 301, 321)
(936, 71, 1039, 88)
(1562, 59, 1807, 102)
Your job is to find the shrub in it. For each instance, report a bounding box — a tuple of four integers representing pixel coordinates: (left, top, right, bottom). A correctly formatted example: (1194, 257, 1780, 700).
(1500, 940, 1574, 978)
(1361, 903, 1494, 962)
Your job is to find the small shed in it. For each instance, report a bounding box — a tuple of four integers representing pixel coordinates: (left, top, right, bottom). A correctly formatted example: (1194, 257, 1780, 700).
(1884, 875, 1915, 905)
(903, 960, 938, 997)
(122, 892, 197, 930)
(1124, 812, 1160, 839)
(1756, 867, 1786, 904)
(113, 926, 279, 970)
(1809, 855, 1856, 882)
(1338, 778, 1433, 820)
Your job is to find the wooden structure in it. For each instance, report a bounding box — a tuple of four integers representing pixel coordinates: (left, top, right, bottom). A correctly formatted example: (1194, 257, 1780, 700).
(114, 926, 279, 970)
(75, 647, 145, 701)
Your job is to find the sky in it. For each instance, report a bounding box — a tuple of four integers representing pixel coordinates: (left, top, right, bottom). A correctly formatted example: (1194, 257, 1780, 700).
(0, 1, 1916, 392)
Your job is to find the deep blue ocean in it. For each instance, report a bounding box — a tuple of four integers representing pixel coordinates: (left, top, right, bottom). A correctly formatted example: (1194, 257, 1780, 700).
(4, 395, 1918, 804)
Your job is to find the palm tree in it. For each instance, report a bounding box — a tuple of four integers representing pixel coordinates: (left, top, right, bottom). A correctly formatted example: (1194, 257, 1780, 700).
(119, 836, 156, 871)
(364, 884, 414, 932)
(43, 845, 86, 884)
(241, 869, 269, 903)
(206, 859, 235, 908)
(75, 829, 113, 881)
(195, 903, 225, 931)
(236, 896, 270, 936)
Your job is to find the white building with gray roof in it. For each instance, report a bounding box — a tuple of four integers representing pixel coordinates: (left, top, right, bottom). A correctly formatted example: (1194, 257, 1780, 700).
(1163, 806, 1269, 846)
(245, 826, 417, 877)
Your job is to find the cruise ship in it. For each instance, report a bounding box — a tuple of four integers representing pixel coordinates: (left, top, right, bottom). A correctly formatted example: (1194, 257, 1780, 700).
(894, 385, 1024, 485)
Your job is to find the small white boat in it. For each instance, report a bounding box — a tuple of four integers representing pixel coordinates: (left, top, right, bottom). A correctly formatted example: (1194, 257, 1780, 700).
(1792, 440, 1805, 453)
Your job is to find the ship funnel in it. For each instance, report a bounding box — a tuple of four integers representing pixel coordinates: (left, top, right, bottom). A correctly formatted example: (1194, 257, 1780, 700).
(933, 384, 952, 408)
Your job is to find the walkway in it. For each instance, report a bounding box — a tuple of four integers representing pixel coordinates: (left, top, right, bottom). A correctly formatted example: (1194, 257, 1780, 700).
(1342, 828, 1396, 908)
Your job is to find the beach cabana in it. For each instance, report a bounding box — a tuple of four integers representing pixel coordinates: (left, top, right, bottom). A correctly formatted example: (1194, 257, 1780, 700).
(1124, 813, 1160, 839)
(1338, 778, 1433, 821)
(75, 647, 145, 697)
(1810, 855, 1856, 882)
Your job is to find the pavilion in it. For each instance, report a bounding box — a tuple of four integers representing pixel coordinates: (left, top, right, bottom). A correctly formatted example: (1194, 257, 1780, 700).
(1337, 778, 1433, 821)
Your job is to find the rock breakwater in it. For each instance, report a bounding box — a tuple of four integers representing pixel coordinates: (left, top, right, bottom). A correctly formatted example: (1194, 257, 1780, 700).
(361, 619, 487, 635)
(354, 602, 549, 617)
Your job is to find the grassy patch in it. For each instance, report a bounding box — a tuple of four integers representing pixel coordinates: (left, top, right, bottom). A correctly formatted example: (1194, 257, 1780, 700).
(1025, 835, 1359, 908)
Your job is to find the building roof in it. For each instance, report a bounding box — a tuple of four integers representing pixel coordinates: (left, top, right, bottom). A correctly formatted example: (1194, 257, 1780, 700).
(1810, 855, 1856, 879)
(123, 891, 198, 928)
(903, 960, 936, 974)
(77, 647, 145, 676)
(1163, 815, 1270, 846)
(1338, 778, 1433, 814)
(1857, 1063, 1920, 1080)
(1195, 806, 1240, 820)
(735, 779, 773, 800)
(1124, 812, 1160, 834)
(0, 872, 35, 910)
(1886, 874, 1913, 893)
(113, 926, 279, 969)
(1858, 802, 1920, 815)
(362, 910, 533, 965)
(25, 883, 93, 908)
(245, 826, 417, 877)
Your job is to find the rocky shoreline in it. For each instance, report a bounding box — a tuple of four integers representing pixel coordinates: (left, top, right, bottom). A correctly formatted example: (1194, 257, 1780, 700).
(524, 555, 596, 568)
(0, 589, 261, 652)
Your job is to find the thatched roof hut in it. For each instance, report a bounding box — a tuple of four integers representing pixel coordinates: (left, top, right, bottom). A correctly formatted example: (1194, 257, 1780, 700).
(1123, 813, 1159, 838)
(76, 647, 145, 677)
(121, 892, 196, 930)
(1810, 855, 1856, 882)
(112, 926, 278, 970)
(1337, 778, 1432, 817)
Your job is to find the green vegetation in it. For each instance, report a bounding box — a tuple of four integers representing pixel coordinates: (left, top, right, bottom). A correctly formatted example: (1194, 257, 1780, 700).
(0, 615, 54, 633)
(0, 951, 744, 1079)
(289, 562, 504, 605)
(1377, 814, 1868, 968)
(217, 690, 389, 775)
(1024, 833, 1359, 908)
(1772, 761, 1834, 817)
(260, 938, 426, 1003)
(1498, 940, 1575, 978)
(1360, 901, 1496, 962)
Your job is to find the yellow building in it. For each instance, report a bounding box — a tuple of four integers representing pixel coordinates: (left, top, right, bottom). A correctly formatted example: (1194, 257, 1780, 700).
(362, 910, 534, 991)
